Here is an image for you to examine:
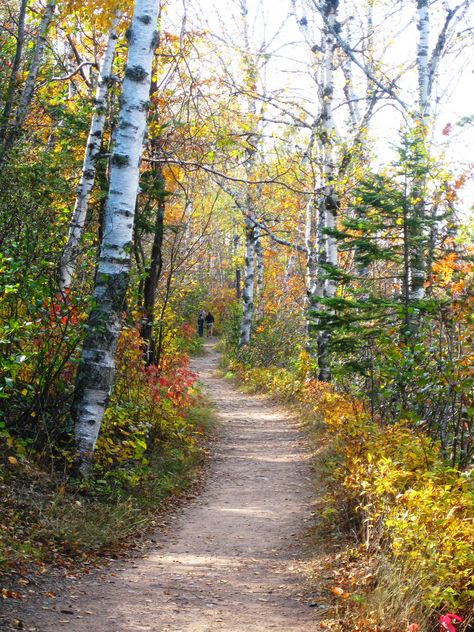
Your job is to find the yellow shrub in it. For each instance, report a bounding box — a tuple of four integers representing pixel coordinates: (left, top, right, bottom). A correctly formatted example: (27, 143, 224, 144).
(232, 361, 474, 620)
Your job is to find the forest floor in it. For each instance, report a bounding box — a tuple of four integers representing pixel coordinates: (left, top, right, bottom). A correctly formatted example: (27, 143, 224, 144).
(1, 341, 324, 631)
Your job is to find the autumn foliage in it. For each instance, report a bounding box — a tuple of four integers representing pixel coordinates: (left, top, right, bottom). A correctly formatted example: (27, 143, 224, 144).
(230, 361, 473, 630)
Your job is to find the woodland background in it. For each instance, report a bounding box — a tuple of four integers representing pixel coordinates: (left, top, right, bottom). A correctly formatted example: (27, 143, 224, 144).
(0, 0, 473, 630)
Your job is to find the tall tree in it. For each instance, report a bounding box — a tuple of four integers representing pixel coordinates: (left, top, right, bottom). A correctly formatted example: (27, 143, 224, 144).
(58, 14, 121, 291)
(73, 0, 161, 475)
(238, 0, 260, 348)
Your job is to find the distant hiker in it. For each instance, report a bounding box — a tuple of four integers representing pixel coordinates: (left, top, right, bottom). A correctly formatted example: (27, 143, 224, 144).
(205, 311, 215, 337)
(197, 309, 206, 337)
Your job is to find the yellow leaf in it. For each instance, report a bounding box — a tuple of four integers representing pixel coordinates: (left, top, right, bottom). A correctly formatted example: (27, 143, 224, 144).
(7, 456, 18, 466)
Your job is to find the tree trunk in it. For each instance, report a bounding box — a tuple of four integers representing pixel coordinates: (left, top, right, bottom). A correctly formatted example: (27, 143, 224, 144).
(255, 228, 264, 318)
(304, 195, 318, 343)
(417, 0, 430, 122)
(1, 1, 57, 156)
(316, 0, 339, 381)
(408, 0, 430, 307)
(73, 0, 160, 476)
(0, 0, 28, 145)
(233, 232, 241, 299)
(239, 220, 257, 347)
(58, 17, 121, 290)
(140, 164, 165, 365)
(237, 0, 260, 348)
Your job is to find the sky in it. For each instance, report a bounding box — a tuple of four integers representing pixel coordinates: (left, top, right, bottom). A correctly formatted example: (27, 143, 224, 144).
(163, 0, 474, 216)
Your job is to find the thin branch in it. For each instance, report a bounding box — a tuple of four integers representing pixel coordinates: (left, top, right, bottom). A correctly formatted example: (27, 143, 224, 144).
(49, 61, 97, 83)
(143, 156, 311, 195)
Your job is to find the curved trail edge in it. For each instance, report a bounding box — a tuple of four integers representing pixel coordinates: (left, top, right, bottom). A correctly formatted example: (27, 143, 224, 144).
(4, 342, 318, 631)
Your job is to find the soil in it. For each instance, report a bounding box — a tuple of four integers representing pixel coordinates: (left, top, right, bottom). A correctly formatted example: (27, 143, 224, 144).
(1, 342, 319, 631)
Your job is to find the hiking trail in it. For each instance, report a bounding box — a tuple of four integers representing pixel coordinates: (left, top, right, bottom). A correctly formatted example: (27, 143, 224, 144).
(5, 342, 317, 631)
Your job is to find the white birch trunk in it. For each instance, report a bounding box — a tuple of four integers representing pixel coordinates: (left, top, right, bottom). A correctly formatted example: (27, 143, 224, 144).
(411, 1, 462, 305)
(3, 1, 56, 153)
(409, 0, 431, 305)
(58, 18, 121, 291)
(236, 0, 262, 347)
(73, 0, 160, 474)
(304, 195, 318, 340)
(239, 219, 257, 347)
(255, 228, 264, 318)
(417, 0, 430, 121)
(317, 0, 339, 381)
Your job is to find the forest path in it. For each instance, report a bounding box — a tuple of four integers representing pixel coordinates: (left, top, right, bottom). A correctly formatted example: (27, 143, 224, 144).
(11, 342, 317, 631)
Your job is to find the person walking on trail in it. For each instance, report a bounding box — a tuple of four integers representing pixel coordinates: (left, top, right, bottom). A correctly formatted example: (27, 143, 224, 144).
(205, 311, 215, 337)
(197, 309, 206, 337)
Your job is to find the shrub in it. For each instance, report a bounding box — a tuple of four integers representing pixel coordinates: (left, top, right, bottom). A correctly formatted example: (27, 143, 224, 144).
(230, 361, 474, 630)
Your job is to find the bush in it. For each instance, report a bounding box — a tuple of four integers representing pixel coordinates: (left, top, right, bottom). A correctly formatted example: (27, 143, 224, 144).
(229, 361, 474, 631)
(94, 326, 204, 489)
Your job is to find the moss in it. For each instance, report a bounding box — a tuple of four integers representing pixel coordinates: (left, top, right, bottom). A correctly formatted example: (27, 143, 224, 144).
(138, 14, 152, 25)
(125, 65, 148, 83)
(111, 153, 129, 167)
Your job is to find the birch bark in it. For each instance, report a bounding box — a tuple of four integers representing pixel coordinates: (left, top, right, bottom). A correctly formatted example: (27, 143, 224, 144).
(73, 0, 160, 474)
(304, 195, 318, 342)
(410, 1, 466, 306)
(255, 228, 264, 319)
(239, 219, 257, 347)
(238, 0, 260, 348)
(316, 0, 339, 381)
(58, 17, 121, 291)
(407, 0, 431, 306)
(417, 0, 430, 122)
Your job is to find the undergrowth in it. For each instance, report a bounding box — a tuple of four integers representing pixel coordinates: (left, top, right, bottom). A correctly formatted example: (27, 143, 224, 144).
(0, 327, 215, 584)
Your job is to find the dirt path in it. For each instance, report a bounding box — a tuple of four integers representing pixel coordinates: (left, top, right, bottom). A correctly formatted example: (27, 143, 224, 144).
(5, 343, 317, 631)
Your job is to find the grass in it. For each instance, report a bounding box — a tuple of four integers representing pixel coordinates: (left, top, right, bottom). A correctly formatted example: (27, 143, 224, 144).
(0, 399, 216, 577)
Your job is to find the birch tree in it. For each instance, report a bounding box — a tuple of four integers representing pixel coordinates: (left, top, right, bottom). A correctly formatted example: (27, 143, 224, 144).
(73, 0, 160, 475)
(58, 15, 121, 291)
(294, 0, 340, 379)
(409, 0, 469, 312)
(255, 228, 264, 318)
(238, 0, 260, 347)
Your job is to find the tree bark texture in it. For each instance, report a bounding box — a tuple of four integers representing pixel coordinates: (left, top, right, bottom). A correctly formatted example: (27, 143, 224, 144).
(73, 0, 160, 474)
(238, 0, 260, 348)
(255, 229, 264, 318)
(239, 220, 257, 347)
(58, 17, 121, 290)
(314, 0, 339, 380)
(140, 164, 165, 365)
(408, 0, 431, 306)
(304, 195, 318, 341)
(417, 0, 430, 121)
